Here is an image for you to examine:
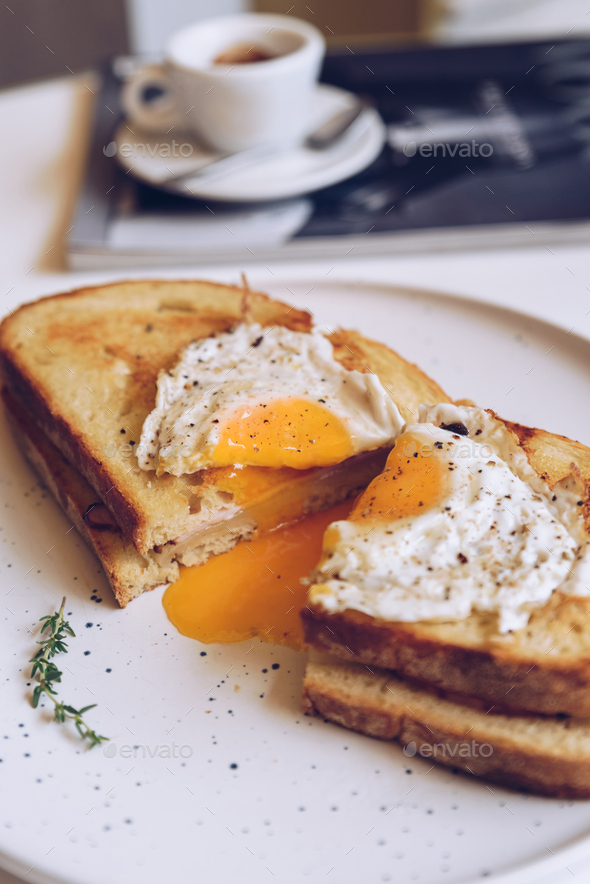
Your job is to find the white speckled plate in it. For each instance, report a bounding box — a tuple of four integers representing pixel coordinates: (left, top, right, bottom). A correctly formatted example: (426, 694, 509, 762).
(2, 279, 590, 884)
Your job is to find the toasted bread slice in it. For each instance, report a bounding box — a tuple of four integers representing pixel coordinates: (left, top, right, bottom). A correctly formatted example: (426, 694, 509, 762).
(0, 279, 450, 566)
(3, 389, 174, 606)
(303, 653, 590, 798)
(303, 417, 590, 718)
(5, 386, 395, 607)
(0, 279, 309, 554)
(4, 388, 396, 608)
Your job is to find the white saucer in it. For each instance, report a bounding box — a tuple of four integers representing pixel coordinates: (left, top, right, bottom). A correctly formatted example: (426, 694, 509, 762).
(114, 84, 385, 202)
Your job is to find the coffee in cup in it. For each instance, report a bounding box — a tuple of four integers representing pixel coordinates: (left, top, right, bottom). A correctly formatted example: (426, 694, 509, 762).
(121, 13, 325, 154)
(213, 43, 277, 65)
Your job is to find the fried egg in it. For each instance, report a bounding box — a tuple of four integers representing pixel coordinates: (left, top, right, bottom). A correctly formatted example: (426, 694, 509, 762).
(137, 323, 404, 476)
(309, 403, 590, 632)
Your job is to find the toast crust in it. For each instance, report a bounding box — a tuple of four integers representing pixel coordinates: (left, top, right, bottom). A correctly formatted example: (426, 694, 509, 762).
(303, 656, 590, 798)
(303, 418, 590, 717)
(2, 388, 176, 606)
(302, 596, 590, 717)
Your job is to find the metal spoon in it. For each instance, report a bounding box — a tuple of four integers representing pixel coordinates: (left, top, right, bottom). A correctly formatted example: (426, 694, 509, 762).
(161, 98, 368, 185)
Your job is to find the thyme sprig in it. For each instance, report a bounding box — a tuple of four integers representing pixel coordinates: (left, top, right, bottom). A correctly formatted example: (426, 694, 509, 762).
(29, 597, 107, 748)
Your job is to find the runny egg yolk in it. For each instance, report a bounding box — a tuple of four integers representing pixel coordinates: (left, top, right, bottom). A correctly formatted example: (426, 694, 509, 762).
(208, 398, 353, 470)
(163, 500, 353, 651)
(348, 431, 450, 522)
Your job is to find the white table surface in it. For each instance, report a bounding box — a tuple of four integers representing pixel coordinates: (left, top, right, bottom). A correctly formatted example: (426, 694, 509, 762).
(2, 64, 590, 884)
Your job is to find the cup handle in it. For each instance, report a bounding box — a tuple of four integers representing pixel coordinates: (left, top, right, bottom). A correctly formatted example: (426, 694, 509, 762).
(121, 64, 182, 133)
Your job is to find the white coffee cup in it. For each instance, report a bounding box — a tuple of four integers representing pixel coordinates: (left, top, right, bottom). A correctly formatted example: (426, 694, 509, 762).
(122, 13, 325, 154)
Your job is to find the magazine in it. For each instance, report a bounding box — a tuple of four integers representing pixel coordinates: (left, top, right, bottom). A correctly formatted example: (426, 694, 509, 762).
(68, 38, 590, 268)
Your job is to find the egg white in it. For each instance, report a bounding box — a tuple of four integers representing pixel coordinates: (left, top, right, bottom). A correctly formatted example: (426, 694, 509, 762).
(137, 323, 404, 475)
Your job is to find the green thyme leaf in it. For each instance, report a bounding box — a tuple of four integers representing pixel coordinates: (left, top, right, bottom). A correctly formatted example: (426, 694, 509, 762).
(28, 597, 108, 749)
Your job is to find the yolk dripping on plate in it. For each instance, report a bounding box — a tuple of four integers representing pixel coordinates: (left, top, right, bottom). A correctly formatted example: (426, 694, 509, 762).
(163, 499, 353, 651)
(209, 398, 354, 470)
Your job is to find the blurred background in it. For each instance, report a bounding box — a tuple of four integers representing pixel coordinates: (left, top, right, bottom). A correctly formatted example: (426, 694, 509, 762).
(3, 0, 590, 276)
(2, 0, 589, 87)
